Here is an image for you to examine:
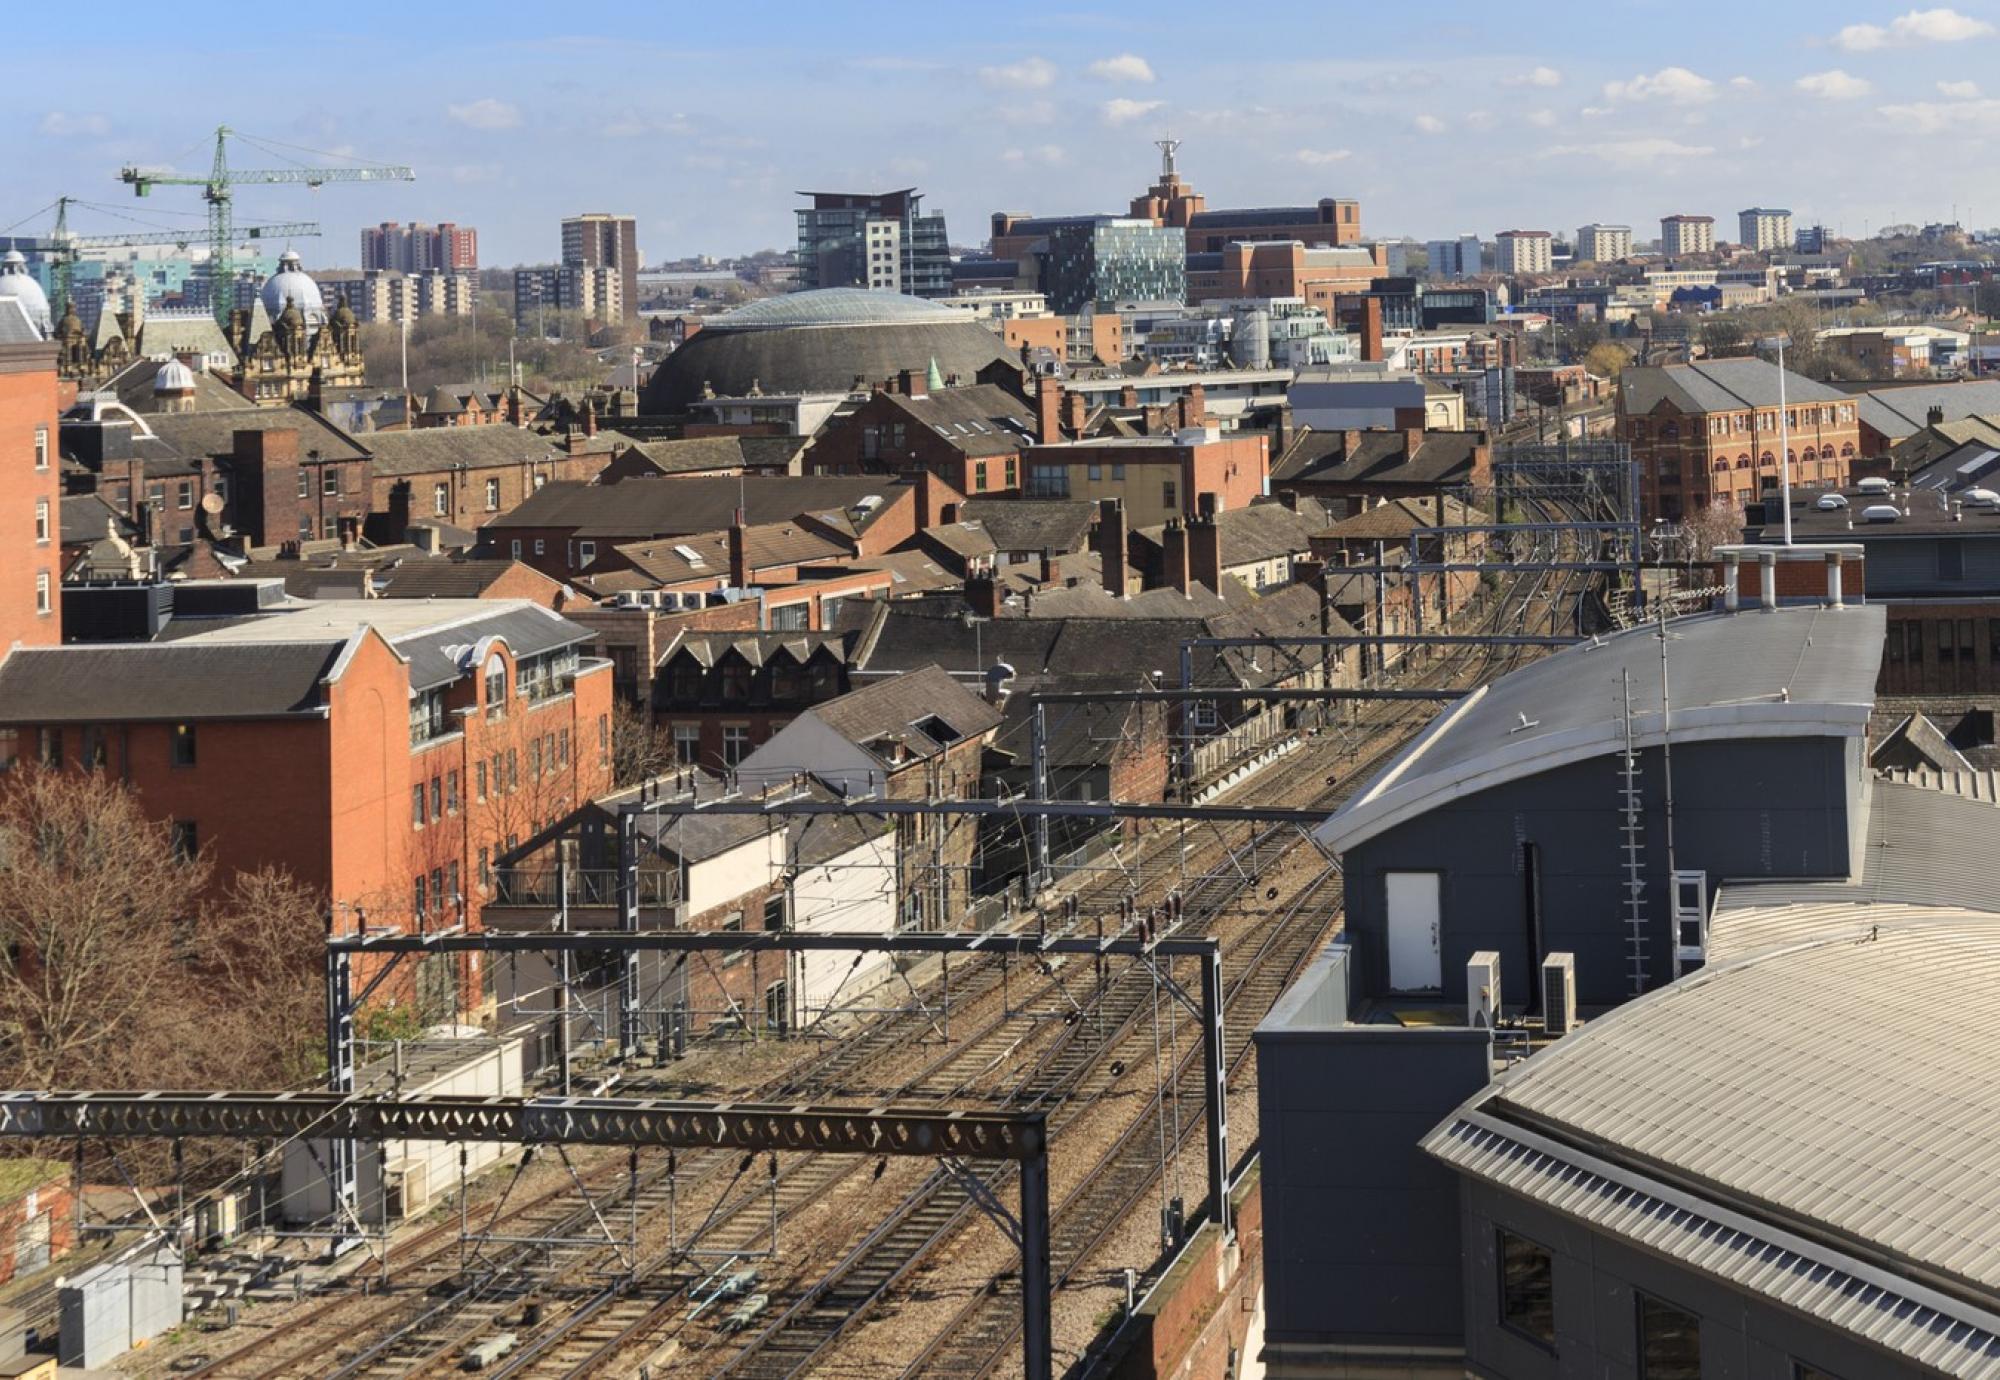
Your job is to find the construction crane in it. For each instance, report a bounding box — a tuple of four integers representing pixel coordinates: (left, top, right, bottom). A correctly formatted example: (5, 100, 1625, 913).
(119, 125, 413, 324)
(28, 196, 319, 319)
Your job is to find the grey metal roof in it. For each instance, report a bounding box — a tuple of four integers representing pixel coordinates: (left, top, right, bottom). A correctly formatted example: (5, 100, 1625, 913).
(484, 475, 905, 541)
(1426, 910, 2000, 1374)
(390, 603, 585, 692)
(807, 665, 1004, 764)
(699, 288, 969, 332)
(1319, 605, 1885, 853)
(642, 315, 1018, 412)
(363, 426, 561, 476)
(1620, 358, 1848, 415)
(0, 641, 344, 722)
(1858, 381, 2000, 441)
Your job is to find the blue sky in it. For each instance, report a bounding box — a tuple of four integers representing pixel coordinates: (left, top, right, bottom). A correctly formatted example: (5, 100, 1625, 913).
(9, 1, 2000, 266)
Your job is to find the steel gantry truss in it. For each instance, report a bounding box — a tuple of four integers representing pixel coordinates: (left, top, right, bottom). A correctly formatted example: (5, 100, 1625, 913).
(0, 1091, 1059, 1379)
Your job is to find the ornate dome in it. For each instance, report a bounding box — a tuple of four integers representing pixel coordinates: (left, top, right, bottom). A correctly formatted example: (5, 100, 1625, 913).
(260, 250, 325, 327)
(641, 288, 1019, 412)
(153, 359, 197, 393)
(0, 251, 53, 338)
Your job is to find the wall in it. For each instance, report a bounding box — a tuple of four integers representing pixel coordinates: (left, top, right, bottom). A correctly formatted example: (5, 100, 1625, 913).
(1456, 1177, 1921, 1379)
(787, 829, 897, 1026)
(0, 343, 61, 647)
(1340, 738, 1855, 1008)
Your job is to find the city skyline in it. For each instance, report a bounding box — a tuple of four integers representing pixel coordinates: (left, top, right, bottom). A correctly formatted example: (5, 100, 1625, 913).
(8, 2, 2000, 267)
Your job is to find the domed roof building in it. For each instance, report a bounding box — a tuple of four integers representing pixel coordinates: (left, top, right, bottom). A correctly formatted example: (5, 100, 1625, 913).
(640, 288, 1020, 413)
(260, 250, 326, 327)
(0, 250, 53, 338)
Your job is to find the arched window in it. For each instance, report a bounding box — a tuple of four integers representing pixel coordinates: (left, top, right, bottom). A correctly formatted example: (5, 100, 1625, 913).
(1840, 442, 1855, 457)
(1759, 452, 1776, 467)
(483, 653, 507, 711)
(1713, 458, 1731, 473)
(1735, 457, 1752, 469)
(1660, 419, 1680, 441)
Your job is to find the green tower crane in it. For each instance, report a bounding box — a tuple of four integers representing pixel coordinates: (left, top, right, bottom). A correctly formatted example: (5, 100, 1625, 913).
(37, 196, 320, 320)
(119, 125, 414, 324)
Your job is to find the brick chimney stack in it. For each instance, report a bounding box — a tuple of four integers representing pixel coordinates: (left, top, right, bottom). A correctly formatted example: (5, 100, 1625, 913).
(1063, 389, 1088, 435)
(1360, 297, 1384, 363)
(1188, 501, 1223, 594)
(1039, 551, 1061, 585)
(1037, 379, 1063, 444)
(728, 508, 750, 587)
(1176, 384, 1208, 430)
(1402, 425, 1424, 461)
(1162, 519, 1192, 596)
(965, 562, 1001, 618)
(1097, 497, 1129, 597)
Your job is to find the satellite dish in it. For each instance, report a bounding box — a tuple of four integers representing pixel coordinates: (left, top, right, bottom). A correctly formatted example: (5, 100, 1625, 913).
(200, 492, 225, 515)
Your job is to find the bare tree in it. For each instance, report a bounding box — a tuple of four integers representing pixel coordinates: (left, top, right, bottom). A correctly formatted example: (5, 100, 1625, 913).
(611, 700, 677, 787)
(0, 768, 207, 1087)
(1682, 500, 1748, 563)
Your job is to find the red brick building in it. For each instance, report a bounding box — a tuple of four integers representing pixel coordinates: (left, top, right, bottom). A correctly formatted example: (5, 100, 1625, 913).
(652, 630, 853, 770)
(1271, 427, 1492, 517)
(805, 383, 1034, 494)
(1184, 240, 1387, 317)
(0, 327, 62, 646)
(1618, 359, 1859, 520)
(0, 600, 614, 1005)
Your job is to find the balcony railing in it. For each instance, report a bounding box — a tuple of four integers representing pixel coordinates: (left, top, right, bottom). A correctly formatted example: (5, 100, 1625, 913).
(490, 867, 679, 909)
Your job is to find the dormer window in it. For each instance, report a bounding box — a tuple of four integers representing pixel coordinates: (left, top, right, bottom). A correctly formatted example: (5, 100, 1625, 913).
(484, 653, 507, 717)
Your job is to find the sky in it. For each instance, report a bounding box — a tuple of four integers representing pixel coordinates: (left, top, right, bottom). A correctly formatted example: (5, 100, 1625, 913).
(8, 1, 2000, 269)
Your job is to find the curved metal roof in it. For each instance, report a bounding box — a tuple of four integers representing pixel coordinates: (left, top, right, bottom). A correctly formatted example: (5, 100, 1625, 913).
(703, 288, 967, 332)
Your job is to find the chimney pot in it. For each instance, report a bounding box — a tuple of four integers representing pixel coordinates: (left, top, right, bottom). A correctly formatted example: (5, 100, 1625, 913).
(1097, 497, 1129, 597)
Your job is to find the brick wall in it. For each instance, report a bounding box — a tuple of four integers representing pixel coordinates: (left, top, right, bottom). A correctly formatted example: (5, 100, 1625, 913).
(0, 344, 62, 646)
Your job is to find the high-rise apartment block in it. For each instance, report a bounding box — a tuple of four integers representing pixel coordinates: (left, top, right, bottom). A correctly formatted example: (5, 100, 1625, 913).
(560, 214, 639, 323)
(324, 270, 475, 326)
(795, 191, 951, 299)
(1738, 207, 1794, 253)
(512, 265, 622, 332)
(360, 222, 478, 273)
(1574, 224, 1633, 263)
(1493, 230, 1554, 275)
(1426, 236, 1486, 280)
(1660, 214, 1717, 256)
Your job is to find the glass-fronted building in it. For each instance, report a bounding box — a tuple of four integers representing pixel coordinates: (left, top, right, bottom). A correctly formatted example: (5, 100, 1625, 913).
(795, 189, 952, 299)
(1041, 218, 1185, 315)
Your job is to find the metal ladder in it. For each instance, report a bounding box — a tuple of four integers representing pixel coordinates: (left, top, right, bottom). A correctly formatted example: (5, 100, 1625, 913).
(1618, 669, 1649, 997)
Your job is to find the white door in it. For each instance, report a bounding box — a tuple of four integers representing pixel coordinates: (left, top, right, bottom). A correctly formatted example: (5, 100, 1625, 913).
(1386, 872, 1442, 991)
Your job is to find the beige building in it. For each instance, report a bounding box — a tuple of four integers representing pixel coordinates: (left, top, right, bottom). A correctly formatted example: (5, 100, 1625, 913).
(1493, 230, 1554, 275)
(322, 270, 475, 325)
(1737, 207, 1793, 253)
(1575, 224, 1633, 263)
(1660, 214, 1716, 256)
(561, 213, 639, 323)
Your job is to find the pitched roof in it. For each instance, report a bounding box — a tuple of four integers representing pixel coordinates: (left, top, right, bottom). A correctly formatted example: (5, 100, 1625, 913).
(0, 641, 345, 722)
(878, 384, 1036, 458)
(144, 404, 367, 465)
(376, 558, 558, 600)
(956, 499, 1095, 555)
(663, 631, 846, 670)
(1317, 494, 1484, 541)
(1857, 380, 2000, 441)
(1135, 499, 1331, 566)
(362, 425, 562, 476)
(614, 435, 763, 477)
(608, 520, 850, 585)
(59, 493, 136, 546)
(1619, 358, 1848, 414)
(805, 665, 1004, 764)
(98, 359, 256, 415)
(1273, 427, 1483, 488)
(484, 475, 907, 541)
(0, 300, 41, 346)
(1319, 605, 1886, 853)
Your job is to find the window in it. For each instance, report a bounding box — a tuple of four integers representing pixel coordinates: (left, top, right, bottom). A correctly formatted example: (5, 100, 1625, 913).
(763, 892, 786, 931)
(413, 874, 427, 920)
(1497, 1231, 1555, 1348)
(1162, 480, 1177, 511)
(598, 713, 609, 765)
(476, 761, 488, 800)
(578, 540, 596, 566)
(558, 728, 569, 767)
(446, 861, 460, 908)
(1087, 462, 1102, 481)
(34, 572, 49, 616)
(973, 465, 988, 493)
(1637, 1294, 1700, 1380)
(430, 776, 442, 818)
(674, 724, 700, 765)
(478, 847, 491, 889)
(168, 820, 198, 861)
(721, 662, 751, 701)
(486, 478, 501, 510)
(1111, 463, 1125, 480)
(484, 654, 507, 715)
(37, 728, 60, 767)
(412, 784, 427, 828)
(723, 725, 751, 767)
(529, 737, 542, 778)
(508, 748, 519, 789)
(0, 729, 15, 772)
(174, 480, 192, 510)
(33, 427, 47, 472)
(322, 515, 338, 540)
(511, 539, 522, 559)
(1004, 458, 1017, 487)
(533, 538, 545, 556)
(298, 516, 313, 541)
(764, 979, 788, 1034)
(433, 482, 449, 516)
(1959, 618, 1977, 662)
(81, 726, 107, 771)
(297, 470, 310, 499)
(170, 723, 197, 768)
(445, 770, 459, 814)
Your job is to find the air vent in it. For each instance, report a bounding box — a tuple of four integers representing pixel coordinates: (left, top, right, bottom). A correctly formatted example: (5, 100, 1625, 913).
(1815, 493, 1848, 511)
(1861, 503, 1901, 523)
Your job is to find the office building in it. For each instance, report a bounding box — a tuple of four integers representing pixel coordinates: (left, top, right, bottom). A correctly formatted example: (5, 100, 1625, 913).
(560, 214, 639, 324)
(1659, 214, 1716, 256)
(1796, 223, 1829, 254)
(1493, 230, 1554, 275)
(1039, 218, 1186, 314)
(1738, 207, 1794, 253)
(360, 222, 478, 274)
(1126, 139, 1361, 249)
(795, 190, 951, 299)
(1426, 236, 1485, 280)
(1573, 223, 1632, 263)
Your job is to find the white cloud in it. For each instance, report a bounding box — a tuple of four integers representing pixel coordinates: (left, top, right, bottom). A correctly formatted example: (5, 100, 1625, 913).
(1729, 75, 1758, 90)
(1088, 53, 1156, 83)
(1877, 94, 2000, 132)
(1002, 145, 1068, 166)
(1526, 108, 1557, 128)
(1541, 138, 1715, 168)
(1834, 6, 1993, 50)
(1102, 98, 1164, 125)
(1503, 64, 1562, 88)
(39, 111, 110, 137)
(1413, 113, 1447, 134)
(1602, 66, 1717, 105)
(1938, 78, 1982, 97)
(1796, 69, 1873, 100)
(1292, 148, 1351, 166)
(979, 56, 1057, 90)
(1579, 104, 1613, 117)
(446, 98, 520, 130)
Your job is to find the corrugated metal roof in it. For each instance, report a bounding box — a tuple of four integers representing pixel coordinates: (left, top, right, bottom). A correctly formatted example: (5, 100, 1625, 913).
(1321, 606, 1884, 853)
(1426, 1115, 2000, 1379)
(1448, 917, 2000, 1320)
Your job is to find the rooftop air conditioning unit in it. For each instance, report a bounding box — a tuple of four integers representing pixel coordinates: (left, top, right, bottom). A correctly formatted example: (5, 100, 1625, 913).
(1815, 493, 1848, 510)
(1861, 504, 1901, 523)
(1857, 475, 1893, 495)
(1541, 952, 1577, 1037)
(1466, 951, 1501, 1030)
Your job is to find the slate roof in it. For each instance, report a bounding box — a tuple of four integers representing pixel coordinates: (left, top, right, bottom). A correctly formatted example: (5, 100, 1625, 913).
(376, 559, 555, 600)
(614, 436, 766, 477)
(0, 300, 41, 346)
(1272, 428, 1483, 488)
(878, 384, 1036, 458)
(362, 426, 562, 476)
(957, 499, 1095, 555)
(484, 476, 905, 541)
(1317, 494, 1484, 541)
(145, 405, 367, 464)
(609, 520, 849, 585)
(98, 358, 255, 415)
(1320, 605, 1885, 852)
(1857, 380, 2000, 441)
(806, 665, 1004, 765)
(1135, 499, 1332, 567)
(0, 641, 345, 722)
(1620, 358, 1847, 414)
(663, 631, 846, 670)
(59, 493, 136, 546)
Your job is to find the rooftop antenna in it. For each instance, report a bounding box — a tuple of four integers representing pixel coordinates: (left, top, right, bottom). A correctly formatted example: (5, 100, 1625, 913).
(1155, 132, 1180, 179)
